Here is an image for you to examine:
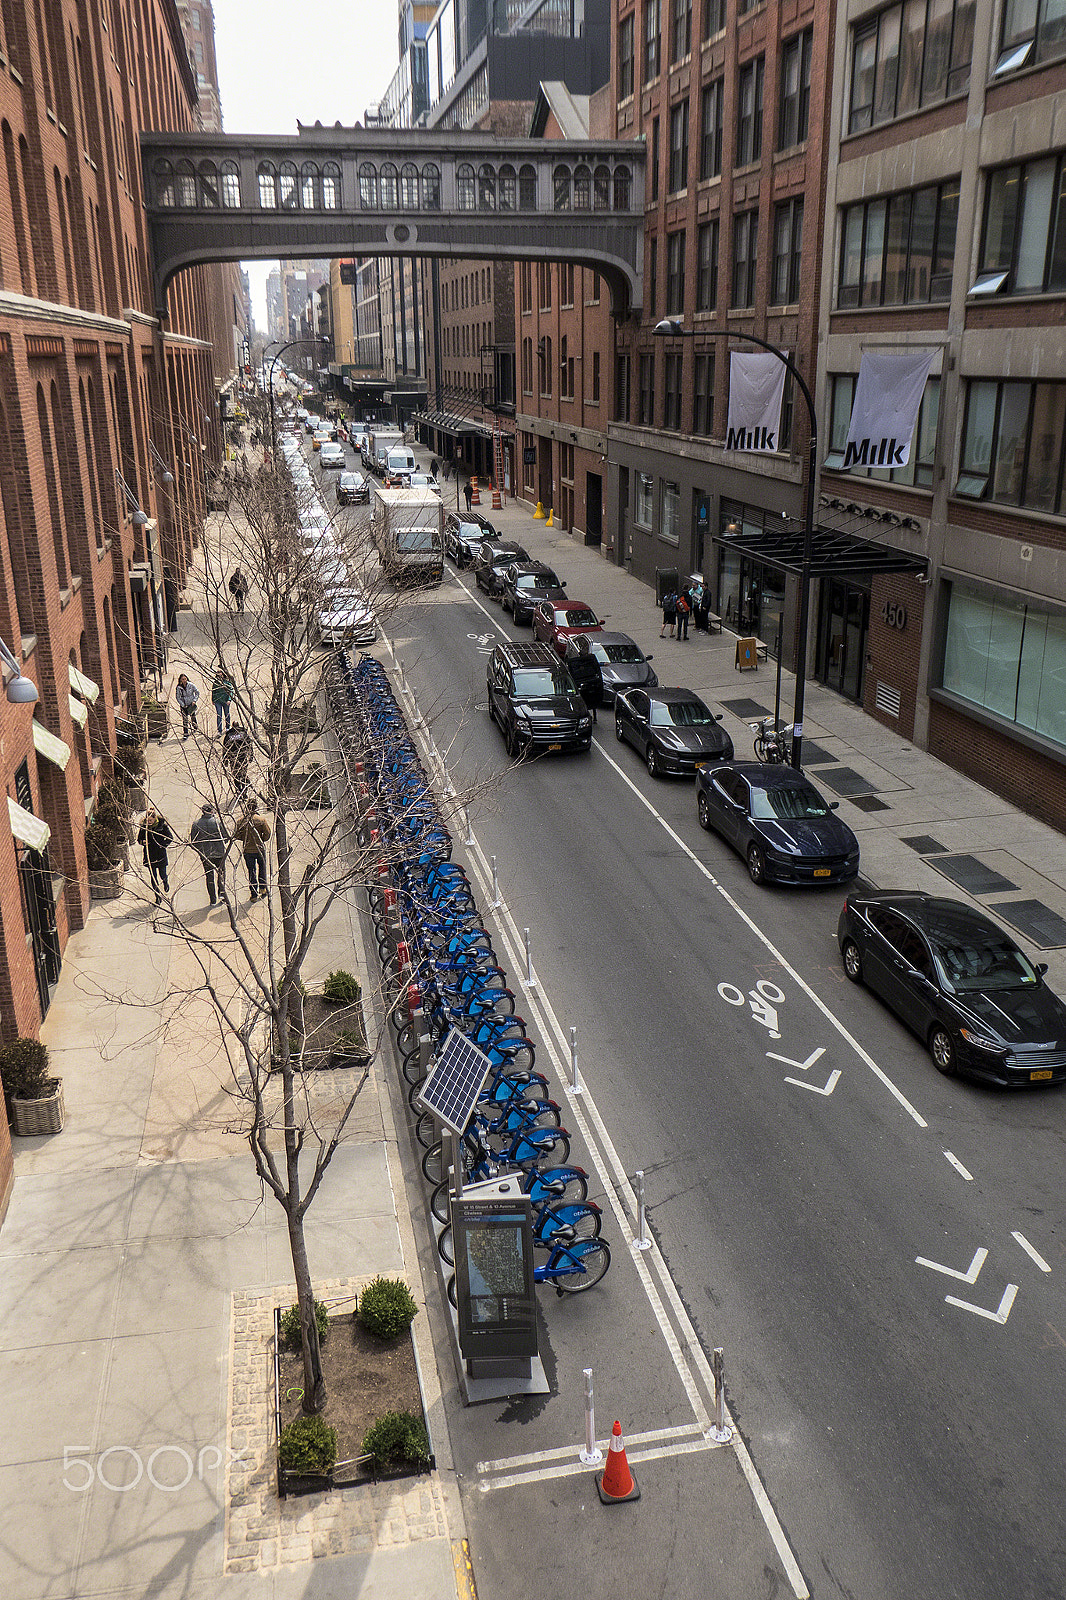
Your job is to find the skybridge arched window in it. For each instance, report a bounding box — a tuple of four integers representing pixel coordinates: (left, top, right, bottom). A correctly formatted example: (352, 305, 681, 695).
(257, 160, 278, 209)
(197, 161, 220, 207)
(322, 161, 340, 209)
(553, 164, 572, 210)
(573, 164, 591, 210)
(278, 161, 298, 208)
(359, 162, 378, 208)
(593, 164, 611, 210)
(220, 159, 241, 207)
(421, 163, 441, 209)
(176, 159, 197, 207)
(153, 158, 176, 207)
(499, 164, 517, 210)
(519, 163, 537, 209)
(613, 164, 631, 211)
(478, 164, 496, 209)
(400, 162, 419, 208)
(380, 161, 398, 208)
(457, 162, 476, 210)
(300, 161, 321, 208)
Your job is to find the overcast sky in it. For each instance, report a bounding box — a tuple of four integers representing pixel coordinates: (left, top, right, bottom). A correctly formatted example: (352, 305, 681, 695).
(212, 0, 399, 327)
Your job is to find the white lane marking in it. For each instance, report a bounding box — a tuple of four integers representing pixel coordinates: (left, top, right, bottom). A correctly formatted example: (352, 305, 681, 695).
(944, 1151, 974, 1181)
(478, 1421, 704, 1475)
(785, 1069, 841, 1097)
(1012, 1231, 1051, 1273)
(768, 1047, 826, 1072)
(592, 738, 928, 1129)
(480, 1433, 726, 1494)
(915, 1246, 987, 1284)
(945, 1283, 1018, 1324)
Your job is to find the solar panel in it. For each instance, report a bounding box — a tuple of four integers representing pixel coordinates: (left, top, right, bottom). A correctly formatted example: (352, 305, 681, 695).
(416, 1028, 495, 1136)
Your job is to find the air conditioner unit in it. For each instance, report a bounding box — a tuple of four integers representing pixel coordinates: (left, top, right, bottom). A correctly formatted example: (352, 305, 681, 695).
(129, 563, 151, 593)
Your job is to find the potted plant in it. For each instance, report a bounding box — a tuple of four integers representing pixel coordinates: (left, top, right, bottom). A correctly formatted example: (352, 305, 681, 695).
(86, 817, 125, 900)
(0, 1036, 65, 1135)
(140, 693, 169, 741)
(114, 743, 147, 807)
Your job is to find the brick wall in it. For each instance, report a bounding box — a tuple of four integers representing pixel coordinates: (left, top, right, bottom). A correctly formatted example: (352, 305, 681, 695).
(864, 575, 928, 739)
(929, 702, 1066, 835)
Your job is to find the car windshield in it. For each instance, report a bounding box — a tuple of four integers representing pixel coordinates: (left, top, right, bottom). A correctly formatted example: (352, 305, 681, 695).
(649, 699, 714, 727)
(750, 783, 831, 820)
(928, 926, 1040, 991)
(513, 669, 567, 698)
(458, 522, 482, 538)
(398, 526, 437, 552)
(598, 643, 644, 664)
(564, 609, 598, 629)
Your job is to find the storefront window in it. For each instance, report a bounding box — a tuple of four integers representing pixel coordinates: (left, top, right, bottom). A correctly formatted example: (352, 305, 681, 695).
(661, 480, 681, 542)
(636, 473, 654, 527)
(942, 580, 1066, 749)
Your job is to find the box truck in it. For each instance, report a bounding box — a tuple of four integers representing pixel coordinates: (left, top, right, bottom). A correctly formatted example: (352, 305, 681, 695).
(371, 482, 444, 585)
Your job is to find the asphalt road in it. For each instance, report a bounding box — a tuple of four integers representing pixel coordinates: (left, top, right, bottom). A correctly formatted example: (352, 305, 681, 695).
(382, 552, 1065, 1600)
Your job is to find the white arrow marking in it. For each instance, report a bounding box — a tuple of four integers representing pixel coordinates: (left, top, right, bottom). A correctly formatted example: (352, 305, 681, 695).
(767, 1047, 826, 1072)
(915, 1246, 987, 1284)
(784, 1069, 840, 1096)
(1012, 1232, 1051, 1273)
(944, 1283, 1018, 1324)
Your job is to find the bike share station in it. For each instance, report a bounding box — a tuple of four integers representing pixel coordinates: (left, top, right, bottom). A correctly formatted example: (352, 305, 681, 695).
(416, 1027, 549, 1400)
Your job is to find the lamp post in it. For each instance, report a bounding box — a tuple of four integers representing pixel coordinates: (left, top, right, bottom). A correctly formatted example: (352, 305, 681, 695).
(653, 318, 817, 770)
(267, 337, 328, 463)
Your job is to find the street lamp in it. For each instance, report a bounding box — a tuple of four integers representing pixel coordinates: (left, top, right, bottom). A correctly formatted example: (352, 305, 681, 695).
(0, 637, 38, 704)
(267, 337, 329, 463)
(653, 318, 817, 770)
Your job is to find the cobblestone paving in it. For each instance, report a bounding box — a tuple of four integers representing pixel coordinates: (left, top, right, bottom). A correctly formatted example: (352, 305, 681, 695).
(224, 1279, 449, 1572)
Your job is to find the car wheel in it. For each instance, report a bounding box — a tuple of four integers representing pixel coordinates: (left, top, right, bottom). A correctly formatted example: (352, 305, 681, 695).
(615, 716, 624, 742)
(646, 744, 659, 778)
(842, 939, 863, 983)
(697, 793, 711, 831)
(930, 1026, 956, 1076)
(747, 843, 766, 884)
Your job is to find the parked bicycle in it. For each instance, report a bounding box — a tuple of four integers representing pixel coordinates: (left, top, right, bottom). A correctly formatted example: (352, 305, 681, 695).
(749, 717, 794, 764)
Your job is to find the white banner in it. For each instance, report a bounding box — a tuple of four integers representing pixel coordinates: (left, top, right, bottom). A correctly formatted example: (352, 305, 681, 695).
(725, 351, 788, 453)
(844, 348, 936, 470)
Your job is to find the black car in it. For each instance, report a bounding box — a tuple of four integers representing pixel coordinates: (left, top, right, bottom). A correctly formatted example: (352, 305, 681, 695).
(696, 761, 859, 885)
(615, 687, 733, 777)
(564, 631, 657, 704)
(444, 512, 497, 567)
(838, 892, 1066, 1085)
(487, 641, 593, 758)
(501, 562, 566, 622)
(475, 538, 529, 596)
(336, 471, 369, 505)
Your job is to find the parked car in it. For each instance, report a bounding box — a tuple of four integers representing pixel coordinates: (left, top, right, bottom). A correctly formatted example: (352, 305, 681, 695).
(696, 761, 859, 884)
(336, 471, 370, 505)
(563, 631, 656, 704)
(303, 416, 317, 434)
(316, 596, 378, 645)
(409, 472, 442, 497)
(501, 561, 567, 623)
(486, 640, 592, 759)
(837, 892, 1066, 1084)
(616, 687, 733, 778)
(444, 512, 496, 567)
(532, 599, 603, 656)
(319, 442, 346, 469)
(312, 428, 331, 451)
(475, 538, 530, 596)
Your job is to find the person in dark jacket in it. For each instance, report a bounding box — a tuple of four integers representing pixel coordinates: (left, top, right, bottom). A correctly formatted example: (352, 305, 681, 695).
(190, 803, 228, 905)
(137, 809, 172, 902)
(234, 804, 271, 900)
(221, 724, 252, 793)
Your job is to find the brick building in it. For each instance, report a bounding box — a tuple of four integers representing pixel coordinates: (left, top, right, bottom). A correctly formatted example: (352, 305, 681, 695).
(0, 0, 228, 1222)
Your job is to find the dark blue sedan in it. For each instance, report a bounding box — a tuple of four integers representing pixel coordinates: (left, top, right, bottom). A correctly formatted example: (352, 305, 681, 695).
(696, 761, 860, 885)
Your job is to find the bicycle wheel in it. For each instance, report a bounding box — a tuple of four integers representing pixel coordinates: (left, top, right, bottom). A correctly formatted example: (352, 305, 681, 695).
(753, 736, 771, 764)
(549, 1203, 602, 1241)
(396, 1020, 418, 1056)
(415, 1110, 441, 1149)
(555, 1238, 611, 1293)
(446, 1273, 458, 1308)
(430, 1181, 452, 1224)
(438, 1223, 454, 1266)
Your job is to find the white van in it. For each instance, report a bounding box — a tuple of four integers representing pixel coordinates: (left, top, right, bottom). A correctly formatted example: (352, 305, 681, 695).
(386, 447, 417, 482)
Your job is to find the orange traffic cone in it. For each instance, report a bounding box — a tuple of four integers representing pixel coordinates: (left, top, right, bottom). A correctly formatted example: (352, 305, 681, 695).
(597, 1420, 640, 1504)
(491, 482, 502, 510)
(470, 474, 481, 506)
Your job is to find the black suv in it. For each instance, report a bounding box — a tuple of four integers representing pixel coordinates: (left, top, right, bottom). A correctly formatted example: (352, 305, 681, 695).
(487, 641, 593, 758)
(445, 511, 497, 567)
(476, 538, 530, 596)
(501, 561, 566, 623)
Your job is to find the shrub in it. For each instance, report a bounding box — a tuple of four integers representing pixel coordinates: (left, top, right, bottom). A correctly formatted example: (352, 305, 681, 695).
(278, 1414, 337, 1476)
(361, 1411, 430, 1470)
(323, 970, 361, 1005)
(332, 1028, 368, 1058)
(278, 1299, 330, 1350)
(85, 818, 124, 871)
(357, 1278, 418, 1340)
(0, 1037, 53, 1106)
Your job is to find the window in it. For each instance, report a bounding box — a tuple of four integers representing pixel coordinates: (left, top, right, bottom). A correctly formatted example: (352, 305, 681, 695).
(664, 352, 683, 431)
(594, 164, 611, 210)
(697, 220, 718, 310)
(562, 262, 575, 306)
(644, 0, 661, 81)
(639, 352, 655, 426)
(827, 372, 940, 486)
(479, 164, 496, 210)
(941, 579, 1066, 749)
(778, 29, 812, 150)
(499, 164, 516, 210)
(669, 101, 689, 193)
(592, 350, 601, 403)
(976, 157, 1066, 296)
(772, 198, 804, 304)
(553, 164, 571, 210)
(703, 0, 726, 40)
(737, 56, 764, 167)
(619, 13, 635, 99)
(839, 180, 959, 306)
(636, 472, 654, 526)
(997, 0, 1066, 74)
(322, 161, 340, 209)
(519, 164, 537, 208)
(848, 1, 975, 135)
(522, 337, 533, 393)
(694, 349, 715, 435)
(651, 117, 660, 202)
(520, 261, 532, 312)
(616, 353, 632, 422)
(574, 164, 591, 210)
(648, 236, 657, 317)
(672, 0, 692, 63)
(732, 211, 758, 307)
(614, 165, 632, 210)
(957, 378, 1066, 509)
(538, 262, 552, 310)
(667, 229, 686, 313)
(661, 480, 681, 542)
(700, 79, 723, 180)
(540, 336, 552, 396)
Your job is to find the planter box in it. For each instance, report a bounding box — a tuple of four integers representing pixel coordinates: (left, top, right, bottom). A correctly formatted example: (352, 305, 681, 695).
(89, 863, 125, 901)
(286, 770, 330, 809)
(143, 708, 169, 741)
(11, 1080, 65, 1135)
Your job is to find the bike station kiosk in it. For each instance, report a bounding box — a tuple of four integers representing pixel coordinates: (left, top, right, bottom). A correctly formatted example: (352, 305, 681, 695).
(451, 1177, 538, 1381)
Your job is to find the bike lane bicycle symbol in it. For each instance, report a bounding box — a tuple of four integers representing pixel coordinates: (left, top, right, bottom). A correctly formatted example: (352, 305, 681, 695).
(717, 978, 785, 1039)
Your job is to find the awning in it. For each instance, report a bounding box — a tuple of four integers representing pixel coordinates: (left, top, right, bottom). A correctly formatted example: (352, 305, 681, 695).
(32, 720, 71, 771)
(412, 409, 492, 440)
(68, 693, 87, 728)
(69, 662, 100, 702)
(8, 796, 50, 851)
(716, 517, 928, 579)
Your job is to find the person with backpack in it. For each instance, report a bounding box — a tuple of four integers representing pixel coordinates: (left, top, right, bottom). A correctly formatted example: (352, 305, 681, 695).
(676, 585, 692, 641)
(228, 568, 248, 614)
(175, 673, 199, 739)
(137, 809, 173, 903)
(211, 665, 235, 733)
(661, 590, 678, 638)
(234, 803, 271, 901)
(190, 803, 228, 905)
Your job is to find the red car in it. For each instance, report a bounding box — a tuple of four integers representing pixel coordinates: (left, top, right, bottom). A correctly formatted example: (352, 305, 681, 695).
(532, 599, 604, 657)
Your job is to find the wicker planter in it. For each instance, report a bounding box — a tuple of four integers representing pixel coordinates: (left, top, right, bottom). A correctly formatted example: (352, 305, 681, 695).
(11, 1080, 65, 1135)
(89, 863, 125, 901)
(144, 707, 169, 741)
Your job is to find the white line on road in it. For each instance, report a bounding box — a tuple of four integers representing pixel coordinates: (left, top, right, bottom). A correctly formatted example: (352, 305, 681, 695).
(478, 1420, 706, 1476)
(915, 1246, 987, 1283)
(945, 1283, 1018, 1324)
(480, 1435, 729, 1494)
(1012, 1231, 1051, 1272)
(944, 1151, 974, 1180)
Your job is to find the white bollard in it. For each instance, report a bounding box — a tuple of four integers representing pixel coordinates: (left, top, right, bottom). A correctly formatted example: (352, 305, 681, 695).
(523, 928, 536, 989)
(569, 1026, 582, 1094)
(490, 855, 501, 908)
(579, 1368, 603, 1465)
(710, 1347, 733, 1443)
(463, 807, 475, 847)
(634, 1170, 651, 1251)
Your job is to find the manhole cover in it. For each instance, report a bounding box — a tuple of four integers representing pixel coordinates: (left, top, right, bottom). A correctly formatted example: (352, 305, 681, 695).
(821, 766, 877, 797)
(988, 899, 1066, 950)
(934, 854, 1018, 896)
(902, 834, 947, 855)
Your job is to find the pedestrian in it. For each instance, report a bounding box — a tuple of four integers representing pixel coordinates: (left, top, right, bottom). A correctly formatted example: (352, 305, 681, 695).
(190, 803, 228, 905)
(430, 458, 439, 478)
(228, 568, 248, 614)
(221, 724, 252, 792)
(137, 808, 172, 903)
(211, 665, 235, 733)
(661, 590, 677, 638)
(175, 673, 199, 739)
(464, 479, 473, 514)
(676, 585, 692, 641)
(234, 802, 271, 900)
